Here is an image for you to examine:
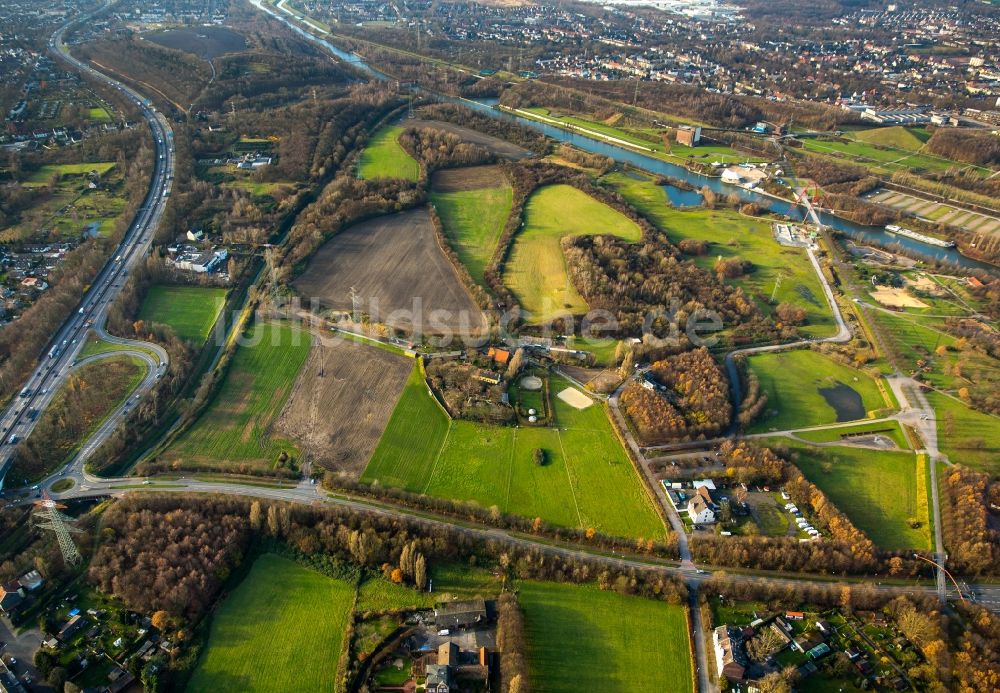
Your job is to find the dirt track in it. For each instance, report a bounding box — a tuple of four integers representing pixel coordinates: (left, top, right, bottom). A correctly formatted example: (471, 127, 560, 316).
(292, 207, 487, 334)
(275, 338, 412, 476)
(407, 118, 533, 160)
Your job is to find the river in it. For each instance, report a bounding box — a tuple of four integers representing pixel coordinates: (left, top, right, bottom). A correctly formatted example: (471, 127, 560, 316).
(260, 0, 996, 275)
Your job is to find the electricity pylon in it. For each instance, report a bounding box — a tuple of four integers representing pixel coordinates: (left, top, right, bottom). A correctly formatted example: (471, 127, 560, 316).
(33, 495, 82, 567)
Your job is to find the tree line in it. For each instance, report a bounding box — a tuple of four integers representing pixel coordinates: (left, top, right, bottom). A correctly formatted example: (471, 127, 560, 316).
(91, 493, 688, 626)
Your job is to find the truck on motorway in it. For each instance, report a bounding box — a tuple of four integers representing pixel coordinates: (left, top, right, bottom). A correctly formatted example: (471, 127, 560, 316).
(48, 345, 60, 360)
(19, 387, 30, 398)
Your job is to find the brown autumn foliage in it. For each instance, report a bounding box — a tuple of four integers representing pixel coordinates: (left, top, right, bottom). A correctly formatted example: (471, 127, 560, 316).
(620, 348, 731, 443)
(939, 465, 1000, 576)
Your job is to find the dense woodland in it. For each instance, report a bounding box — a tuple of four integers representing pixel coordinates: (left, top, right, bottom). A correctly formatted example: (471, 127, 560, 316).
(563, 231, 772, 342)
(620, 348, 731, 443)
(925, 128, 1000, 167)
(398, 125, 495, 174)
(939, 465, 1000, 576)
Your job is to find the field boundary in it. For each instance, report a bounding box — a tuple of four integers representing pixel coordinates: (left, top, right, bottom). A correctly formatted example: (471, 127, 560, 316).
(604, 401, 672, 532)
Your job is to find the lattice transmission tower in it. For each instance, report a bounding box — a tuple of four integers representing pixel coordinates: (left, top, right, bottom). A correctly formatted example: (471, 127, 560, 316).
(33, 496, 82, 567)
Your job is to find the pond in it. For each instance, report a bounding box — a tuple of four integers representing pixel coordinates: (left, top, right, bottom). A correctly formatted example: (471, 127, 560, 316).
(663, 184, 704, 208)
(818, 383, 867, 422)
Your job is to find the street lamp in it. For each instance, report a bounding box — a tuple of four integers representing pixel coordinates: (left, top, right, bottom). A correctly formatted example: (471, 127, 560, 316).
(913, 553, 965, 602)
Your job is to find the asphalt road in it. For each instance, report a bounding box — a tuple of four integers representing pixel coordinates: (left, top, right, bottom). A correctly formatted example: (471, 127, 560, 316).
(0, 3, 173, 490)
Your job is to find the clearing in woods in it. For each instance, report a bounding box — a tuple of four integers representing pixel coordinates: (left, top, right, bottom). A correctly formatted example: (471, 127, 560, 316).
(275, 337, 413, 476)
(519, 581, 693, 693)
(503, 184, 642, 323)
(358, 125, 420, 181)
(363, 368, 665, 539)
(431, 166, 513, 286)
(187, 554, 354, 692)
(292, 207, 487, 334)
(162, 322, 310, 473)
(137, 285, 227, 343)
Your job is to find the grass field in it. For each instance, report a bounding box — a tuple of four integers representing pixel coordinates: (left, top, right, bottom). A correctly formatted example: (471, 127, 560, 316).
(22, 162, 116, 186)
(928, 391, 1000, 475)
(88, 106, 112, 122)
(163, 323, 310, 472)
(519, 581, 692, 693)
(747, 350, 888, 432)
(431, 184, 513, 286)
(800, 135, 990, 178)
(187, 554, 354, 692)
(364, 368, 665, 539)
(782, 442, 929, 550)
(852, 126, 929, 151)
(503, 184, 642, 323)
(358, 125, 420, 181)
(606, 172, 836, 338)
(138, 285, 227, 343)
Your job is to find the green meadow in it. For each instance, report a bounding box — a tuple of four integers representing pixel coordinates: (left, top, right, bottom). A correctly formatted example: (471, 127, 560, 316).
(138, 285, 227, 343)
(364, 367, 665, 540)
(503, 184, 642, 323)
(358, 125, 420, 181)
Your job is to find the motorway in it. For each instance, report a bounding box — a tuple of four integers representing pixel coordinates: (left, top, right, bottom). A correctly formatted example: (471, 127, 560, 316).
(0, 4, 173, 490)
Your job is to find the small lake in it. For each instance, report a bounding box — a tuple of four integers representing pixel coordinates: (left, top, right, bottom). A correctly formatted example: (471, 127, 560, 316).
(818, 383, 866, 422)
(664, 185, 704, 208)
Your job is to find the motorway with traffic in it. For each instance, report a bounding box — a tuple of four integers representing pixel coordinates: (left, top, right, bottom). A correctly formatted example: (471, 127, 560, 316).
(0, 3, 173, 491)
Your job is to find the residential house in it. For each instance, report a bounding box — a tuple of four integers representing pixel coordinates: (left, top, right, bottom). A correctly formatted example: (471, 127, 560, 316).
(713, 625, 748, 681)
(474, 370, 501, 386)
(0, 581, 24, 615)
(687, 486, 717, 524)
(57, 614, 87, 642)
(486, 346, 510, 366)
(18, 570, 43, 592)
(425, 663, 452, 693)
